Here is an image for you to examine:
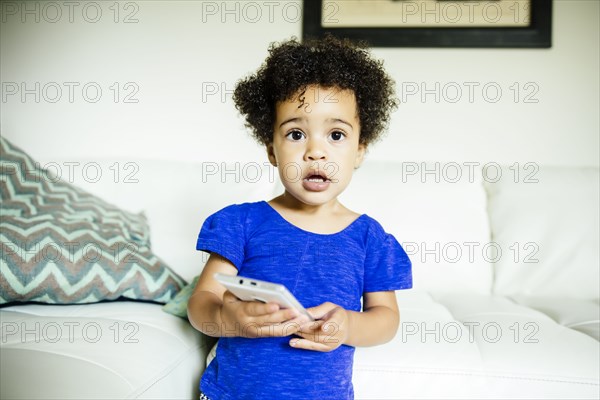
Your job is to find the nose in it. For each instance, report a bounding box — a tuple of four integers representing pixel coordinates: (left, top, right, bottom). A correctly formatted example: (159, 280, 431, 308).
(304, 137, 327, 161)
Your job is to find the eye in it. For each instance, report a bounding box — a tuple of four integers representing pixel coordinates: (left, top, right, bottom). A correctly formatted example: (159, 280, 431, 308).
(286, 129, 305, 141)
(330, 130, 346, 141)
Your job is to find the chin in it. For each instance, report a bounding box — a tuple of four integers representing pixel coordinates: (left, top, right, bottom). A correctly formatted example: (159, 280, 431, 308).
(296, 193, 340, 207)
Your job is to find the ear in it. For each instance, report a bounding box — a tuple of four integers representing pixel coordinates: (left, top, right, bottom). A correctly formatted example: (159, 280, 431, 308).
(354, 143, 366, 169)
(266, 143, 277, 167)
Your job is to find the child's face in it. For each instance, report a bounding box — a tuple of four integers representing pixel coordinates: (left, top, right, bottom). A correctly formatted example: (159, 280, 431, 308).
(268, 85, 365, 208)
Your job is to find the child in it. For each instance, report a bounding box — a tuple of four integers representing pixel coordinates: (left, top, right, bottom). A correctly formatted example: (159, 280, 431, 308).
(188, 35, 412, 400)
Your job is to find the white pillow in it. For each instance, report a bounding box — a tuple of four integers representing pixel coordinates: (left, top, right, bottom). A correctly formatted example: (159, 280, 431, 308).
(486, 165, 599, 300)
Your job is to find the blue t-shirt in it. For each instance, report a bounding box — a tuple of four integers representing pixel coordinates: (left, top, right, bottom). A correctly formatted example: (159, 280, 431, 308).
(196, 201, 412, 400)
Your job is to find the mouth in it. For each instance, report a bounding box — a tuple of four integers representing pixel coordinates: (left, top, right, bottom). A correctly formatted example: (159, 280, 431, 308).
(303, 171, 330, 183)
(301, 170, 331, 192)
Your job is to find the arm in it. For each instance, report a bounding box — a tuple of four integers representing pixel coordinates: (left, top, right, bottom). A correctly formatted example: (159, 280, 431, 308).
(291, 291, 399, 351)
(346, 291, 399, 346)
(187, 253, 305, 338)
(187, 252, 235, 335)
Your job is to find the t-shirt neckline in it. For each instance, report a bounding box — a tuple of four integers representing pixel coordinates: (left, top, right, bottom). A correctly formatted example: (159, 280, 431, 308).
(260, 200, 366, 236)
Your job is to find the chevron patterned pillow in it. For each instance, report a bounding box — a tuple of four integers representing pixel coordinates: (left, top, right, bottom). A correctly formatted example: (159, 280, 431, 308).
(0, 137, 185, 305)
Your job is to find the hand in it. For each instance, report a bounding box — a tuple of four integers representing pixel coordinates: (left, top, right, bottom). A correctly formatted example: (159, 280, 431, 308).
(220, 291, 309, 338)
(290, 302, 350, 352)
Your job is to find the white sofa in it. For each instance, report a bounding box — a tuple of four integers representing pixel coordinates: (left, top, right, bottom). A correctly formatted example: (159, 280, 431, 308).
(1, 155, 598, 400)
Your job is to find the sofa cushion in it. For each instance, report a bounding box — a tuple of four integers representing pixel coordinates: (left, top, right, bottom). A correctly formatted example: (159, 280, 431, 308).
(353, 290, 600, 399)
(0, 137, 185, 304)
(340, 161, 493, 294)
(510, 295, 600, 341)
(0, 302, 207, 399)
(485, 165, 599, 300)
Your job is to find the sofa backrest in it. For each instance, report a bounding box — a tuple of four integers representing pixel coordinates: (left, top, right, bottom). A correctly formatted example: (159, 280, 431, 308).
(42, 158, 279, 282)
(486, 165, 599, 300)
(40, 156, 599, 301)
(340, 160, 493, 295)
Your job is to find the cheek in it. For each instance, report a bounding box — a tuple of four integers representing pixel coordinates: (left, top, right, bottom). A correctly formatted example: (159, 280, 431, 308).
(277, 164, 304, 184)
(337, 152, 361, 179)
(327, 161, 352, 184)
(277, 142, 304, 160)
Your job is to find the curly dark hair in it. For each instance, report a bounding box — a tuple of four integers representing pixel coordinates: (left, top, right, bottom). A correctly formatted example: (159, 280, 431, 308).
(233, 35, 398, 146)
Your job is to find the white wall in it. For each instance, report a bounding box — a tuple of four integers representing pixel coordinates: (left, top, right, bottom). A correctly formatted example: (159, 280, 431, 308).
(1, 0, 598, 167)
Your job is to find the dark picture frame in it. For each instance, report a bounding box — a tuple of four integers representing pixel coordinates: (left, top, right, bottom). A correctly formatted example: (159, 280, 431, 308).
(302, 0, 552, 48)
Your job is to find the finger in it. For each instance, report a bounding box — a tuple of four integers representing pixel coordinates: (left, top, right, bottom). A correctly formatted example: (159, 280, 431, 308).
(305, 302, 337, 320)
(287, 313, 312, 326)
(245, 320, 304, 338)
(319, 305, 345, 323)
(254, 308, 301, 325)
(289, 337, 331, 352)
(292, 313, 312, 326)
(297, 324, 343, 345)
(298, 319, 325, 333)
(252, 315, 311, 336)
(223, 290, 242, 304)
(244, 301, 280, 316)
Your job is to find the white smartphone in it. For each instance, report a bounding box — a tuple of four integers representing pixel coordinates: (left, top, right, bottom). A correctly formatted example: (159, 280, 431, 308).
(214, 273, 314, 321)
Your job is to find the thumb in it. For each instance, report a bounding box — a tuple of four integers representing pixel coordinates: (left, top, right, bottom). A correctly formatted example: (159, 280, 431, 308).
(306, 302, 336, 320)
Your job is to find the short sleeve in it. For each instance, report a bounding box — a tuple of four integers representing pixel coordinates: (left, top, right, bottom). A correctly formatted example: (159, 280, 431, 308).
(363, 223, 412, 293)
(196, 204, 246, 269)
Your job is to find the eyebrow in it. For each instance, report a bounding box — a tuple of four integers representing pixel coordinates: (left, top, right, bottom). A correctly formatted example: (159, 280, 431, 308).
(278, 117, 354, 129)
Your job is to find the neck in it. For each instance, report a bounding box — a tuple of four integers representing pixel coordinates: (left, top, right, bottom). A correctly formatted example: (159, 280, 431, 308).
(277, 192, 342, 216)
